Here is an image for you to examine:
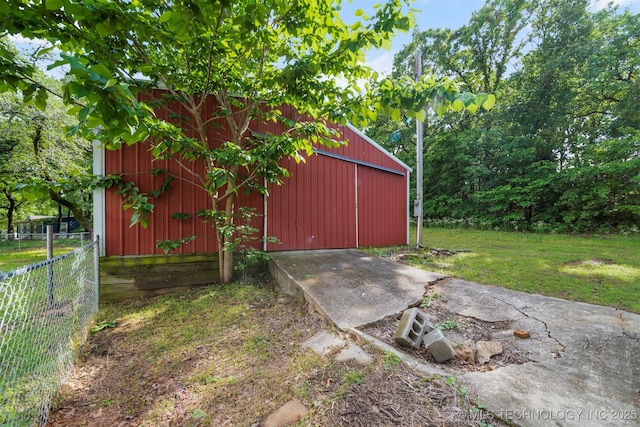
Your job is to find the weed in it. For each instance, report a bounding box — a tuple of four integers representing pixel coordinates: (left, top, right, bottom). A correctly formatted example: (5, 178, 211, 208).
(342, 371, 365, 387)
(434, 318, 460, 330)
(100, 398, 114, 407)
(437, 375, 495, 426)
(420, 293, 438, 308)
(474, 403, 495, 427)
(192, 408, 208, 420)
(246, 336, 266, 351)
(334, 370, 365, 399)
(382, 352, 401, 370)
(90, 320, 117, 334)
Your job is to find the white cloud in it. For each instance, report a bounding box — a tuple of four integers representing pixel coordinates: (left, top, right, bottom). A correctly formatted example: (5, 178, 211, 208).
(592, 0, 640, 11)
(366, 51, 395, 77)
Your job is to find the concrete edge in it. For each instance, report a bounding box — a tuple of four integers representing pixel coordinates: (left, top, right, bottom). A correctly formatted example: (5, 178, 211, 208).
(268, 258, 304, 300)
(348, 328, 450, 378)
(268, 258, 335, 326)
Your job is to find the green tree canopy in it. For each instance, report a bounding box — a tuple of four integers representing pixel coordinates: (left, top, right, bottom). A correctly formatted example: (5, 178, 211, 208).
(1, 0, 493, 281)
(369, 0, 639, 232)
(0, 67, 93, 234)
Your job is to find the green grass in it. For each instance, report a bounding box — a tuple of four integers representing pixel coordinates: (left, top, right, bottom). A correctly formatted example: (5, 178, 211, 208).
(0, 240, 81, 273)
(379, 227, 640, 313)
(49, 283, 378, 425)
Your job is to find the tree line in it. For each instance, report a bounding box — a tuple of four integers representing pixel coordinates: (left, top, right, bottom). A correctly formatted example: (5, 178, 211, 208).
(0, 72, 93, 235)
(368, 0, 640, 233)
(1, 1, 494, 281)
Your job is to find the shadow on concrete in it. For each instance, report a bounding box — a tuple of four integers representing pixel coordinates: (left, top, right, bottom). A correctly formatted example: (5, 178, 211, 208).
(270, 249, 444, 329)
(270, 249, 640, 427)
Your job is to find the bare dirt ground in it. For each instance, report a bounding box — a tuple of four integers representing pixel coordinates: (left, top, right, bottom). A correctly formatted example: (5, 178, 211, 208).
(360, 282, 530, 372)
(46, 279, 518, 427)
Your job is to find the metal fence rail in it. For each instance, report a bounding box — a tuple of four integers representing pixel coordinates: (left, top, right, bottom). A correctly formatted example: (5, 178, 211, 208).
(0, 239, 99, 426)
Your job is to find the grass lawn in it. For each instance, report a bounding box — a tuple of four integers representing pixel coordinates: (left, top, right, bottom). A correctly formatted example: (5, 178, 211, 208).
(46, 282, 491, 426)
(374, 227, 640, 314)
(0, 240, 82, 273)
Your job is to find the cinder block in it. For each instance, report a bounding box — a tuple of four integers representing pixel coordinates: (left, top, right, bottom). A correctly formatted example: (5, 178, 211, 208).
(394, 308, 430, 348)
(423, 329, 456, 363)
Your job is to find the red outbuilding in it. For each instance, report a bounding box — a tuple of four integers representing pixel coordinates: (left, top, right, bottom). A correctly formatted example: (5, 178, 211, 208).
(93, 95, 411, 298)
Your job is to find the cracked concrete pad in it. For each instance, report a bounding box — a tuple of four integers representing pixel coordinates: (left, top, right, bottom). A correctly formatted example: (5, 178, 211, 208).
(301, 330, 346, 356)
(271, 250, 640, 427)
(334, 343, 372, 365)
(433, 279, 640, 427)
(270, 249, 445, 329)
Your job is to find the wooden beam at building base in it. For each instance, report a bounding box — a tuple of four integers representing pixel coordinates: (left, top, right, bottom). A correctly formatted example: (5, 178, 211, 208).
(99, 253, 267, 302)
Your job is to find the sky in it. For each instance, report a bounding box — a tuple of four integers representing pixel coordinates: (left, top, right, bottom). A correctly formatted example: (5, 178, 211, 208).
(340, 0, 488, 76)
(346, 0, 640, 76)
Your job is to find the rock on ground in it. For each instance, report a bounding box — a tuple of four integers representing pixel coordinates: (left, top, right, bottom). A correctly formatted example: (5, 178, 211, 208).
(263, 399, 308, 427)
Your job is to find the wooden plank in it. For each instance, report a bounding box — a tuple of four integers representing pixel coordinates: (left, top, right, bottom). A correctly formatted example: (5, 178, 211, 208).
(100, 253, 218, 268)
(99, 254, 267, 301)
(100, 284, 216, 302)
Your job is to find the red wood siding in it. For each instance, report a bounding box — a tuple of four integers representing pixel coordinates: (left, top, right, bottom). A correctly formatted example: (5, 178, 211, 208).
(104, 144, 262, 256)
(266, 155, 357, 251)
(356, 166, 408, 247)
(103, 91, 408, 256)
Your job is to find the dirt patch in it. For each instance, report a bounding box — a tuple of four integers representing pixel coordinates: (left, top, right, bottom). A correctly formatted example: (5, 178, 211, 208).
(360, 282, 530, 372)
(45, 280, 513, 426)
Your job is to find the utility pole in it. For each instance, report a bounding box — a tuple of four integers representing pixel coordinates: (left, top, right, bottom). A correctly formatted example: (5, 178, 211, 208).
(415, 48, 424, 248)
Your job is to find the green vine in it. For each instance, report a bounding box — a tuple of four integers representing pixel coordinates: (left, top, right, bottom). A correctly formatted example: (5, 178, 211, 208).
(155, 235, 196, 254)
(97, 170, 174, 228)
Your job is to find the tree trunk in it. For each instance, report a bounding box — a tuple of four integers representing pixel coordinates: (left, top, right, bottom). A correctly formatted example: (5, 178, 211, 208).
(219, 240, 235, 283)
(57, 204, 63, 233)
(218, 191, 236, 283)
(2, 188, 17, 234)
(213, 190, 237, 284)
(47, 189, 93, 233)
(217, 231, 235, 283)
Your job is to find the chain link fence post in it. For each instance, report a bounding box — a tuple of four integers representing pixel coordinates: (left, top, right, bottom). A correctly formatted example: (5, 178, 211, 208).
(0, 240, 100, 426)
(46, 225, 54, 305)
(94, 234, 100, 307)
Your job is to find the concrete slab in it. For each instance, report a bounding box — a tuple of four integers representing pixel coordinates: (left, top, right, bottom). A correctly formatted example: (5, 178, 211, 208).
(269, 249, 445, 329)
(270, 250, 640, 426)
(334, 343, 373, 366)
(301, 330, 346, 356)
(433, 279, 640, 427)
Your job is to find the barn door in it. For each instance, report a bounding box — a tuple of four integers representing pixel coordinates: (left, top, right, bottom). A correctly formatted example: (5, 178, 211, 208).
(356, 165, 409, 248)
(266, 156, 357, 251)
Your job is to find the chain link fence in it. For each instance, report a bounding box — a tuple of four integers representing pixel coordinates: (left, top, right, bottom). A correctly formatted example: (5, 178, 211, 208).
(1, 232, 92, 253)
(0, 238, 99, 426)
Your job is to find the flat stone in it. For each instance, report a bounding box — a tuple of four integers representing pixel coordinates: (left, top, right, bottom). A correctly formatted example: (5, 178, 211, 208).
(263, 399, 308, 427)
(447, 332, 476, 364)
(334, 343, 372, 365)
(301, 330, 346, 356)
(476, 341, 503, 364)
